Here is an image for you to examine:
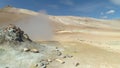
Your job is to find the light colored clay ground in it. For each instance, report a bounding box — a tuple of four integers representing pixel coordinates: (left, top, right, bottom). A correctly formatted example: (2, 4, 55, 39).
(54, 41, 120, 68)
(49, 16, 120, 68)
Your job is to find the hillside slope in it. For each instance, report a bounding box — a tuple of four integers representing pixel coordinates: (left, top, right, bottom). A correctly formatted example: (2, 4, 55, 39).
(0, 7, 120, 68)
(0, 7, 120, 48)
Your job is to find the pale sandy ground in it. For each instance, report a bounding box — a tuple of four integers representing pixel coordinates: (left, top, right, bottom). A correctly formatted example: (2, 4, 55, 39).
(50, 32, 120, 68)
(34, 16, 120, 68)
(50, 29, 120, 68)
(48, 16, 120, 68)
(40, 41, 120, 68)
(58, 42, 120, 68)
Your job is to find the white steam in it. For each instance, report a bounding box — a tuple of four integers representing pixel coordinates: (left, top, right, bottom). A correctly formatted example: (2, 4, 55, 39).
(15, 13, 53, 41)
(0, 10, 53, 41)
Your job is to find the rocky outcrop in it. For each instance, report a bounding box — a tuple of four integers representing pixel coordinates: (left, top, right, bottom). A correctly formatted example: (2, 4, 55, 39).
(0, 24, 32, 44)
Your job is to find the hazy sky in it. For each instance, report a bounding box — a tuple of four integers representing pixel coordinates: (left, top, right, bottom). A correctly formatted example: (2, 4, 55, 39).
(0, 0, 120, 19)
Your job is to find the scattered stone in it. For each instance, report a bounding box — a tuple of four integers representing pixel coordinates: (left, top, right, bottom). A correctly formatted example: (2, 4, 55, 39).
(55, 59, 65, 64)
(67, 55, 73, 58)
(43, 61, 49, 65)
(40, 60, 49, 65)
(63, 56, 67, 58)
(55, 47, 62, 56)
(62, 55, 73, 58)
(41, 64, 47, 68)
(40, 63, 47, 68)
(56, 47, 58, 49)
(75, 62, 80, 67)
(31, 49, 39, 53)
(55, 47, 59, 50)
(69, 55, 73, 58)
(40, 63, 44, 66)
(56, 50, 62, 56)
(40, 60, 50, 68)
(47, 59, 52, 62)
(23, 48, 30, 52)
(62, 61, 65, 64)
(34, 64, 38, 67)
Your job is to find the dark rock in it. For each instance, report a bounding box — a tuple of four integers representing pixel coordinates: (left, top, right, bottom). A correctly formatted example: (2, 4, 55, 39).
(75, 63, 80, 67)
(63, 56, 67, 58)
(56, 50, 62, 56)
(40, 60, 49, 65)
(34, 64, 38, 67)
(67, 55, 73, 58)
(0, 24, 32, 44)
(63, 55, 73, 58)
(40, 61, 48, 68)
(42, 65, 47, 68)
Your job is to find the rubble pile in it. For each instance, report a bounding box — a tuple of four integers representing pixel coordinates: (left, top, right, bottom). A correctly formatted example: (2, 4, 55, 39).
(0, 24, 32, 44)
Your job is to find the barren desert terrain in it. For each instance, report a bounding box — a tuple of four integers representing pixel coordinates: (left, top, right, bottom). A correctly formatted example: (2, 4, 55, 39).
(0, 7, 120, 68)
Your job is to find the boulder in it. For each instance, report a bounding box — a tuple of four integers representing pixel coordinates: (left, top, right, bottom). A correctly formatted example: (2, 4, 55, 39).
(31, 49, 39, 53)
(23, 48, 30, 52)
(0, 24, 32, 44)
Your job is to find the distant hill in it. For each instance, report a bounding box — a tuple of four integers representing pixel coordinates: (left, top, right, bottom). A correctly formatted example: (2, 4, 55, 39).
(0, 7, 120, 41)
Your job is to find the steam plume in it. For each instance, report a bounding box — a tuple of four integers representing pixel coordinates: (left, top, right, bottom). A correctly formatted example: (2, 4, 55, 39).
(15, 13, 53, 41)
